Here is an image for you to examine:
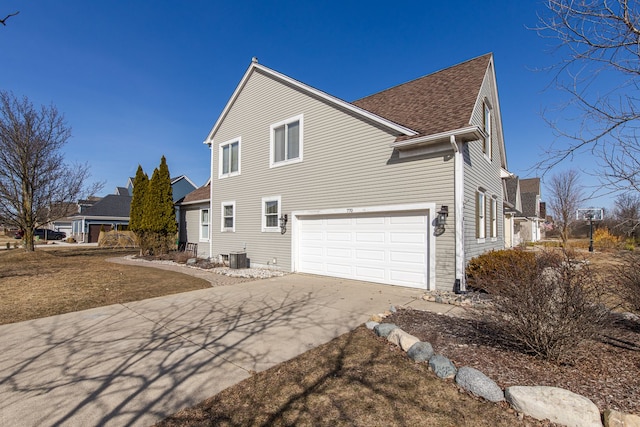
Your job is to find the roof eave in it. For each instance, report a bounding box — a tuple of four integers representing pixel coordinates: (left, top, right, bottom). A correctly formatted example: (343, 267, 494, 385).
(390, 126, 483, 150)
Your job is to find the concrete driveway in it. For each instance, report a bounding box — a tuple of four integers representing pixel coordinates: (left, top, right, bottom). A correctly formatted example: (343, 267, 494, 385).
(0, 273, 461, 427)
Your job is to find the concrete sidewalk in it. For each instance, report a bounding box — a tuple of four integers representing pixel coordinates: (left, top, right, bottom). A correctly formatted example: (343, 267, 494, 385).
(0, 273, 464, 427)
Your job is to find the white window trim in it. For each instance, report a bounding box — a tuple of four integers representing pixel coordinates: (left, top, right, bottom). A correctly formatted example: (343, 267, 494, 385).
(490, 196, 498, 240)
(477, 190, 486, 242)
(269, 114, 303, 168)
(483, 101, 492, 162)
(221, 201, 236, 233)
(261, 195, 281, 232)
(199, 208, 210, 242)
(218, 137, 241, 179)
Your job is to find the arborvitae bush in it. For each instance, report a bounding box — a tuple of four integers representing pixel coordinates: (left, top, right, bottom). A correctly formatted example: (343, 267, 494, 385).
(468, 249, 607, 363)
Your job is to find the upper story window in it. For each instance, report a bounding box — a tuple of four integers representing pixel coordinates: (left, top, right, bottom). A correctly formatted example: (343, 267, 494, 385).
(483, 102, 492, 161)
(270, 114, 303, 168)
(219, 137, 240, 178)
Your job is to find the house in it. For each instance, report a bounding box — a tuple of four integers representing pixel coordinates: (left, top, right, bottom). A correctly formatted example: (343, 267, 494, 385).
(176, 182, 210, 256)
(71, 191, 132, 243)
(201, 54, 510, 291)
(125, 175, 197, 202)
(71, 175, 196, 243)
(503, 176, 523, 247)
(516, 177, 545, 243)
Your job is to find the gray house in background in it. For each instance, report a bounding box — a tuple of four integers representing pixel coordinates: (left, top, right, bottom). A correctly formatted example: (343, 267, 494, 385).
(517, 178, 544, 243)
(199, 54, 511, 291)
(71, 192, 132, 243)
(72, 175, 197, 243)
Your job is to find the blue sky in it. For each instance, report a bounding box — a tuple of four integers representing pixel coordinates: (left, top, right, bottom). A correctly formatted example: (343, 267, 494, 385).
(0, 0, 613, 207)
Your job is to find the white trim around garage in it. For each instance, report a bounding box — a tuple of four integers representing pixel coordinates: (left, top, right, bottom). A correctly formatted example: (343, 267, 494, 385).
(291, 203, 436, 290)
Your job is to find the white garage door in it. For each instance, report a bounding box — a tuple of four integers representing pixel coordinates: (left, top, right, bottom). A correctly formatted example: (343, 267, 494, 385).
(296, 211, 430, 288)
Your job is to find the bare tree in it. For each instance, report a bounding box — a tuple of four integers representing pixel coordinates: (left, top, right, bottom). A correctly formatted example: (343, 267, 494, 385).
(1, 11, 19, 26)
(546, 169, 585, 243)
(536, 0, 640, 193)
(0, 91, 102, 251)
(613, 192, 640, 237)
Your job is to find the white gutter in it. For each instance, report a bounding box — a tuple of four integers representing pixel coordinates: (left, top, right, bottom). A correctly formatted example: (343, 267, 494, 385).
(450, 135, 466, 292)
(391, 125, 483, 150)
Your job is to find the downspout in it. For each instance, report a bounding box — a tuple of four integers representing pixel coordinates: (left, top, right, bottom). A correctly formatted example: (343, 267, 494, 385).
(209, 141, 214, 259)
(450, 135, 466, 292)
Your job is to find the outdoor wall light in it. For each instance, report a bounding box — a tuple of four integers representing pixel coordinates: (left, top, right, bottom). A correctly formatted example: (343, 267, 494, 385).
(436, 205, 449, 232)
(279, 214, 288, 235)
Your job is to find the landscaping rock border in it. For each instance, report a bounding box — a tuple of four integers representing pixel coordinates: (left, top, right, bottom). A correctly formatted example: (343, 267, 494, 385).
(366, 320, 639, 427)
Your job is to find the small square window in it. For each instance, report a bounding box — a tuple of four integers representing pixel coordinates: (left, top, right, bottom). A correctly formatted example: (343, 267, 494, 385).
(270, 115, 303, 167)
(219, 138, 240, 178)
(262, 196, 281, 232)
(221, 201, 235, 232)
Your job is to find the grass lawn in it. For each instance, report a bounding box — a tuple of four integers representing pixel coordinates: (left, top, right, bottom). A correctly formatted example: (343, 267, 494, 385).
(0, 246, 211, 324)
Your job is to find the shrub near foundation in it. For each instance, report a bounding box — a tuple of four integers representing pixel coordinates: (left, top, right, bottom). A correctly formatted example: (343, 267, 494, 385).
(469, 250, 608, 363)
(466, 249, 536, 292)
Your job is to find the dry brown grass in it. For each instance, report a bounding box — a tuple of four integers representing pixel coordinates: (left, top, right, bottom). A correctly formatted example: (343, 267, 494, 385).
(157, 326, 550, 427)
(0, 246, 211, 324)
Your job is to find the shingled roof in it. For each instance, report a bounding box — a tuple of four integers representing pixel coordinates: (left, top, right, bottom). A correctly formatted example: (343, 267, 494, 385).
(73, 194, 132, 218)
(352, 54, 492, 138)
(178, 184, 210, 204)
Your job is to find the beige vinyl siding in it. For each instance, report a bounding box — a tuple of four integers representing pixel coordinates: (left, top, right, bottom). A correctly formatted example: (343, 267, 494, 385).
(211, 69, 457, 290)
(464, 63, 505, 262)
(180, 203, 210, 258)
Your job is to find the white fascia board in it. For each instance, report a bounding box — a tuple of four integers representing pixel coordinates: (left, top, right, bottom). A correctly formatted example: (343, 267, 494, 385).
(500, 168, 514, 178)
(391, 126, 483, 150)
(75, 216, 130, 221)
(171, 175, 198, 188)
(203, 62, 418, 145)
(178, 199, 210, 206)
(471, 54, 508, 170)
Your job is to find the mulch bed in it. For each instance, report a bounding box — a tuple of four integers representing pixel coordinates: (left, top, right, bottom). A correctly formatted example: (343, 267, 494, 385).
(387, 308, 640, 415)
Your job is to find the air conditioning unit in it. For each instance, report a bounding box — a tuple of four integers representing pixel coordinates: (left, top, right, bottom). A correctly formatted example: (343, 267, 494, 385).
(229, 251, 247, 269)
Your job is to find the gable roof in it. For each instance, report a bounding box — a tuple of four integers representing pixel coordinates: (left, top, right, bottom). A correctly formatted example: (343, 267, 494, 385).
(205, 60, 418, 143)
(352, 54, 492, 138)
(177, 184, 210, 205)
(73, 194, 131, 218)
(519, 177, 541, 195)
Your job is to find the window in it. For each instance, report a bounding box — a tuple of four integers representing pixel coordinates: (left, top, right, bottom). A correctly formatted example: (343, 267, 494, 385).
(221, 201, 235, 232)
(219, 138, 240, 178)
(270, 115, 303, 167)
(476, 190, 486, 240)
(483, 102, 492, 160)
(490, 197, 497, 238)
(200, 208, 209, 241)
(262, 196, 281, 232)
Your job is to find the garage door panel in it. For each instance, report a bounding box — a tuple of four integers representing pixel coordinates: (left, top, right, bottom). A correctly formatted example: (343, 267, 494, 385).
(355, 248, 385, 261)
(355, 232, 385, 243)
(297, 210, 430, 289)
(327, 232, 351, 242)
(390, 250, 424, 264)
(355, 266, 386, 281)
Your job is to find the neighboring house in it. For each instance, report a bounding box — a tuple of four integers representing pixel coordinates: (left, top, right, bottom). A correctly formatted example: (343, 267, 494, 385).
(201, 54, 510, 291)
(70, 176, 197, 243)
(503, 176, 523, 248)
(176, 182, 211, 257)
(516, 177, 545, 243)
(71, 191, 132, 243)
(125, 175, 197, 202)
